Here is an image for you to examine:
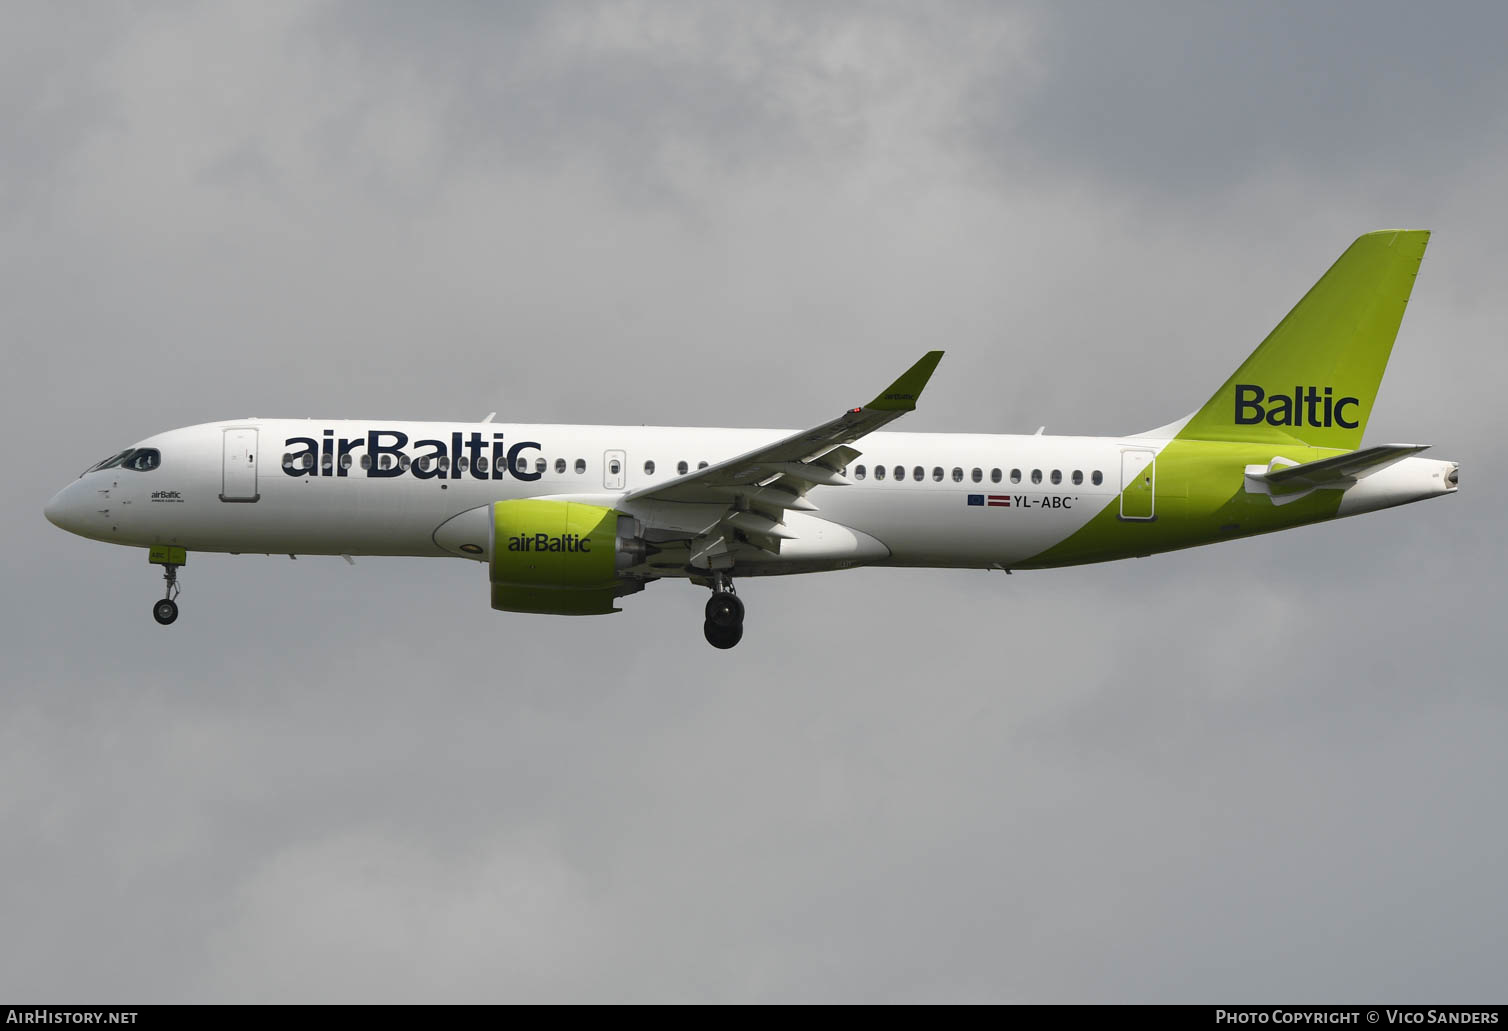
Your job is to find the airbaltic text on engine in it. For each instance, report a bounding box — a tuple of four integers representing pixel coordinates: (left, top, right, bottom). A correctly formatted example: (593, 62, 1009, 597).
(508, 534, 592, 553)
(1234, 385, 1360, 428)
(281, 430, 542, 480)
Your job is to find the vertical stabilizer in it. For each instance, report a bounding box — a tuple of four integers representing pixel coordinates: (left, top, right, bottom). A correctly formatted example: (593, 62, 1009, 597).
(1177, 230, 1430, 450)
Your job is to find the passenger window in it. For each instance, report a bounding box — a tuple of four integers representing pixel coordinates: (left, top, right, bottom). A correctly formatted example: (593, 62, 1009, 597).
(893, 465, 904, 481)
(1011, 468, 1021, 484)
(574, 458, 586, 474)
(321, 453, 332, 471)
(932, 467, 943, 481)
(609, 460, 621, 475)
(875, 465, 887, 481)
(1051, 469, 1061, 485)
(555, 458, 566, 474)
(399, 455, 411, 471)
(913, 466, 924, 481)
(341, 454, 353, 470)
(476, 455, 489, 474)
(698, 461, 709, 469)
(439, 456, 450, 472)
(535, 458, 546, 474)
(952, 468, 963, 482)
(1031, 469, 1042, 484)
(305, 454, 316, 470)
(678, 460, 689, 475)
(282, 454, 293, 470)
(380, 455, 393, 470)
(361, 455, 372, 470)
(457, 456, 469, 472)
(1072, 470, 1083, 485)
(1092, 470, 1103, 486)
(644, 460, 656, 475)
(971, 468, 982, 483)
(855, 465, 867, 480)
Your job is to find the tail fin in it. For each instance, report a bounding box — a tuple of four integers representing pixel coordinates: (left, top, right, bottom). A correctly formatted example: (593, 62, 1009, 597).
(1177, 230, 1430, 450)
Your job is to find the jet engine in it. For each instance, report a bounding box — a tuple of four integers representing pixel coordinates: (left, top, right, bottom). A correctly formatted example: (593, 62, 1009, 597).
(486, 500, 651, 615)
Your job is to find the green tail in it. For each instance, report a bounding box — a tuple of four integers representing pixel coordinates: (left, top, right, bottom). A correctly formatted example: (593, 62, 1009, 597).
(1178, 230, 1430, 450)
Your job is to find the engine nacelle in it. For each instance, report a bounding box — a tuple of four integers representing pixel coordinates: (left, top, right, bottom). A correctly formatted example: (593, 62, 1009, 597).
(488, 500, 649, 615)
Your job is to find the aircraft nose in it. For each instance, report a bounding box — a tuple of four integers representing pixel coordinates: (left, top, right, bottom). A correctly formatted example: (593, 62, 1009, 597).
(44, 482, 87, 535)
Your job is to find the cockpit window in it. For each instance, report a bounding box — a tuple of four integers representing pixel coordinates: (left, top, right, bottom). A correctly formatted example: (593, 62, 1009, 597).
(81, 449, 136, 476)
(120, 449, 161, 472)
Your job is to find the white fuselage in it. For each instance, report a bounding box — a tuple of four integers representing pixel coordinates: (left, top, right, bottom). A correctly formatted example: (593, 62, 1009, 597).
(44, 418, 1455, 576)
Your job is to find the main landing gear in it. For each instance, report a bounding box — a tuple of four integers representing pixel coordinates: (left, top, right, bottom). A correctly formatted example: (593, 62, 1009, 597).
(148, 546, 186, 625)
(703, 574, 744, 649)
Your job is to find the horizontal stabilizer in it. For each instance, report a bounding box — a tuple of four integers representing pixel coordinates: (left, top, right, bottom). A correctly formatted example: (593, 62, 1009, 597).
(1256, 443, 1430, 490)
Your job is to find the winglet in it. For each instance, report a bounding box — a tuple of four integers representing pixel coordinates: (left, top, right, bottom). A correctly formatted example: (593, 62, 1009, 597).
(866, 351, 945, 411)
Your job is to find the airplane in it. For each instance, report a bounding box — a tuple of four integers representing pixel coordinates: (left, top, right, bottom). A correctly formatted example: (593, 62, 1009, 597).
(45, 230, 1458, 649)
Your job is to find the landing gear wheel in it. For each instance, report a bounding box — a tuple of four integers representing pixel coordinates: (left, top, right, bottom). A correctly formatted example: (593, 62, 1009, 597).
(704, 619, 743, 649)
(705, 592, 744, 629)
(151, 558, 183, 626)
(703, 572, 744, 648)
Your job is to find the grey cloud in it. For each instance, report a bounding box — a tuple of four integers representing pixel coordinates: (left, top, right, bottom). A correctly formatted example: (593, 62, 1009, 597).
(0, 7, 135, 225)
(302, 1, 1038, 207)
(978, 2, 1508, 202)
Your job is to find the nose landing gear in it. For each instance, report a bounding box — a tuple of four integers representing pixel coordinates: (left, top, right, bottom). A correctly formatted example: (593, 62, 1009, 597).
(703, 574, 744, 649)
(148, 546, 185, 625)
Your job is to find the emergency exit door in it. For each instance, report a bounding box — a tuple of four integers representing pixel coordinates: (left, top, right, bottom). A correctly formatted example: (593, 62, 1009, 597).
(221, 428, 260, 502)
(603, 450, 626, 490)
(1119, 448, 1155, 520)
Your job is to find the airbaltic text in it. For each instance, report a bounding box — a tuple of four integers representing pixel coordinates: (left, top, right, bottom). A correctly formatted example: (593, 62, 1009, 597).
(507, 533, 592, 553)
(281, 430, 543, 482)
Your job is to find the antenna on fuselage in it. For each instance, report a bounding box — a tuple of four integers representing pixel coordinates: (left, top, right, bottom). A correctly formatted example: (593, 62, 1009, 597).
(482, 412, 496, 423)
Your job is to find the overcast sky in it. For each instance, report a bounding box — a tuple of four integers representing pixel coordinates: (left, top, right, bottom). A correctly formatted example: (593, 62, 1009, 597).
(3, 1, 1505, 1003)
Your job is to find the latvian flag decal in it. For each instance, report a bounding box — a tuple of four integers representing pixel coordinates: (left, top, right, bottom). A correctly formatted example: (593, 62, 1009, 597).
(967, 494, 1011, 507)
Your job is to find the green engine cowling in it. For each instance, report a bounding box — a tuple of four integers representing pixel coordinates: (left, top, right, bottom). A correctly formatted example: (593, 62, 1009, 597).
(489, 500, 648, 615)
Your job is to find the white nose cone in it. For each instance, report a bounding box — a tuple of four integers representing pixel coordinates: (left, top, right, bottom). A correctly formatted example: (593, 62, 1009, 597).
(44, 488, 67, 528)
(44, 482, 88, 535)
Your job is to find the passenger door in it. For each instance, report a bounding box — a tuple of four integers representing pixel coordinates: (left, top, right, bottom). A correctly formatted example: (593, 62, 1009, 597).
(221, 428, 260, 502)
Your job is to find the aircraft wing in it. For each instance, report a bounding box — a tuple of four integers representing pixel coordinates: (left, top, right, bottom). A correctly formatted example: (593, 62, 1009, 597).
(1258, 443, 1431, 490)
(618, 351, 943, 562)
